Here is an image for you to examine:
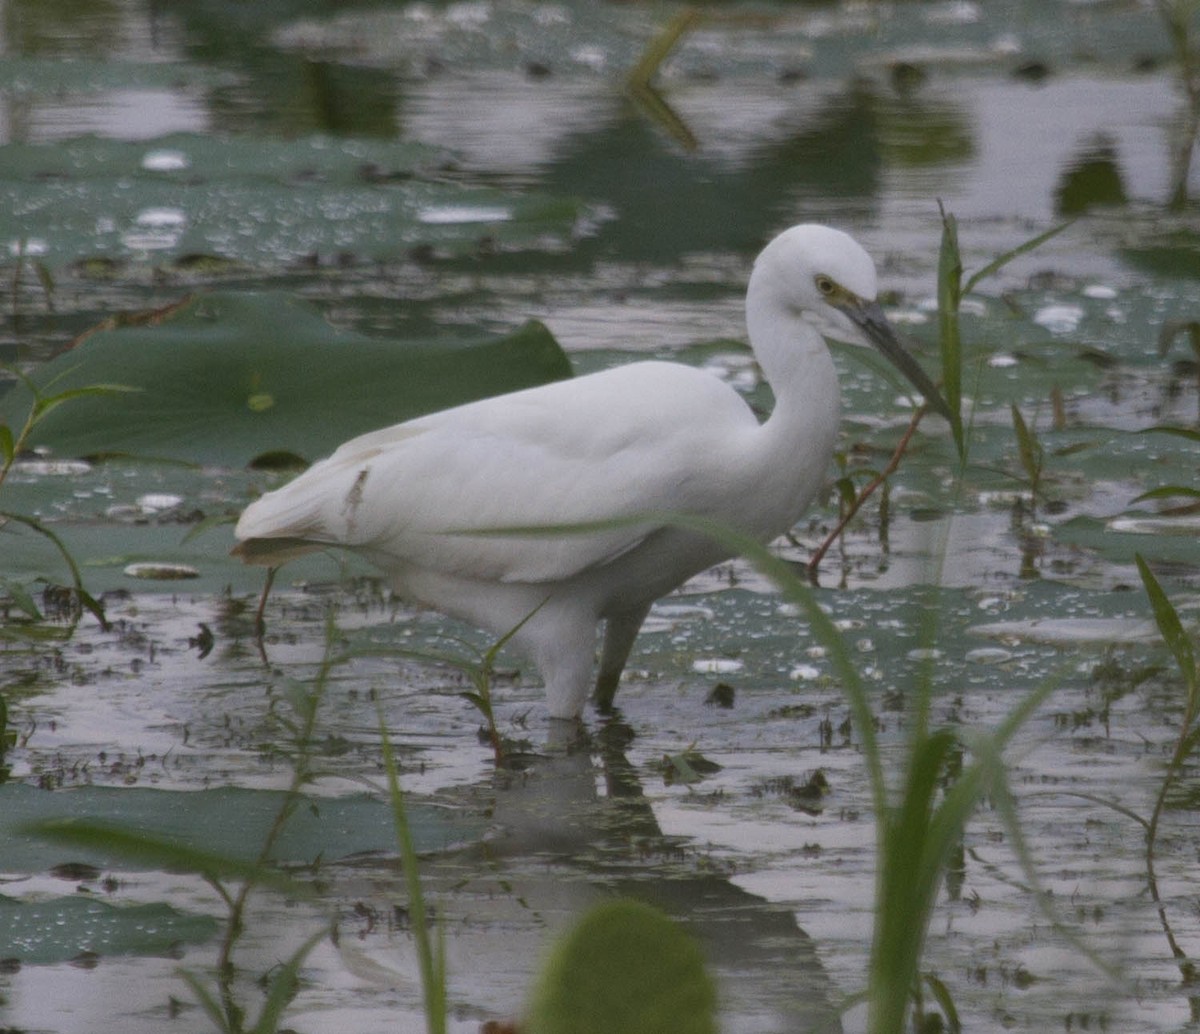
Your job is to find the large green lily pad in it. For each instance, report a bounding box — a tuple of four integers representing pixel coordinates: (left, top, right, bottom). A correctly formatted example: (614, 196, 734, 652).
(0, 782, 483, 874)
(0, 291, 572, 467)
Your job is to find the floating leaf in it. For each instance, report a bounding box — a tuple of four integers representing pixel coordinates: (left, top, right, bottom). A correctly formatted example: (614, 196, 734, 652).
(0, 292, 572, 467)
(0, 783, 483, 874)
(0, 894, 218, 965)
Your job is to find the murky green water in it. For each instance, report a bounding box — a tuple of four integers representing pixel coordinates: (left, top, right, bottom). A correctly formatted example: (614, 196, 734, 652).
(2, 1, 1199, 1032)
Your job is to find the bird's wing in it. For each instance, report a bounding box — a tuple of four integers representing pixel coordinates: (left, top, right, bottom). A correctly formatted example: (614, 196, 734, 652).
(234, 362, 760, 583)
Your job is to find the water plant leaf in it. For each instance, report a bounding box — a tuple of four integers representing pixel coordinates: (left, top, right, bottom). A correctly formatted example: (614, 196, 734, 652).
(1138, 425, 1200, 442)
(0, 783, 482, 874)
(0, 576, 42, 621)
(379, 703, 448, 1034)
(936, 205, 964, 438)
(1136, 554, 1197, 693)
(0, 292, 572, 467)
(962, 220, 1073, 296)
(0, 893, 219, 965)
(0, 510, 109, 629)
(525, 898, 717, 1034)
(248, 927, 329, 1034)
(1010, 403, 1044, 488)
(0, 132, 588, 269)
(1131, 485, 1200, 504)
(922, 972, 962, 1034)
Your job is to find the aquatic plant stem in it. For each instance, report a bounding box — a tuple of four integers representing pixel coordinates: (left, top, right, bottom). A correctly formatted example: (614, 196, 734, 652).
(1137, 554, 1200, 1012)
(807, 403, 928, 582)
(212, 602, 337, 1030)
(626, 7, 701, 90)
(378, 706, 448, 1034)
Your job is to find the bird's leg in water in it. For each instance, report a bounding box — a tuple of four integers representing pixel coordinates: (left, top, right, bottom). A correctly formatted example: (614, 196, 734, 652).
(252, 566, 278, 665)
(594, 604, 652, 712)
(807, 403, 929, 584)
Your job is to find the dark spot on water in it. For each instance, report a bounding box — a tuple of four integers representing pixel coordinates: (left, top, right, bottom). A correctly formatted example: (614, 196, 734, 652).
(705, 682, 735, 708)
(1012, 59, 1052, 82)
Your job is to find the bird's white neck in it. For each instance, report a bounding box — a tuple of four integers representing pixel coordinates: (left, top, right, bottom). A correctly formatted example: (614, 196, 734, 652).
(745, 277, 841, 430)
(739, 275, 842, 535)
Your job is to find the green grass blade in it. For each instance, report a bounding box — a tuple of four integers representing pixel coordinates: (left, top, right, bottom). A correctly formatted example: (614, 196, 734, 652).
(1130, 485, 1200, 504)
(962, 220, 1073, 295)
(1009, 403, 1043, 488)
(974, 739, 1119, 978)
(923, 972, 962, 1034)
(0, 509, 108, 628)
(249, 927, 327, 1034)
(936, 206, 965, 456)
(0, 576, 42, 621)
(1136, 425, 1200, 441)
(1136, 554, 1197, 694)
(377, 705, 447, 1034)
(30, 383, 140, 425)
(178, 967, 236, 1033)
(626, 7, 702, 89)
(870, 729, 962, 1033)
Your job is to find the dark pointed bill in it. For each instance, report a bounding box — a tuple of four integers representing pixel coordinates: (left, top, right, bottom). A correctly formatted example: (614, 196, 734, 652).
(842, 300, 954, 421)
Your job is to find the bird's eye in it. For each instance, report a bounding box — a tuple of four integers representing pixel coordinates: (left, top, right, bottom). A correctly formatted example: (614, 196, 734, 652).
(815, 275, 836, 296)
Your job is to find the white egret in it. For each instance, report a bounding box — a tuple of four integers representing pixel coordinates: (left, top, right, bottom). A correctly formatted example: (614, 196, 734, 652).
(234, 224, 950, 719)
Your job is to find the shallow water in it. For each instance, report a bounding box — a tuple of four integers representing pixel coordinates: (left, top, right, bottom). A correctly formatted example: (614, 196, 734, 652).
(2, 1, 1200, 1031)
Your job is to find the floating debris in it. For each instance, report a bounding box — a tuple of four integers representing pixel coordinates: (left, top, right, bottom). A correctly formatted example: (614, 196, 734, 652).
(122, 562, 201, 580)
(140, 149, 190, 173)
(1033, 303, 1084, 334)
(692, 657, 744, 675)
(135, 493, 184, 513)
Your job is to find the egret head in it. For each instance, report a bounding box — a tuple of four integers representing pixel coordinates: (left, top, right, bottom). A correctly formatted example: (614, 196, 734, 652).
(753, 224, 953, 420)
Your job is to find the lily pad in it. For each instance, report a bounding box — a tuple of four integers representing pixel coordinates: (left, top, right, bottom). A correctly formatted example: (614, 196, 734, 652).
(0, 782, 483, 874)
(0, 291, 572, 467)
(0, 131, 589, 267)
(0, 894, 219, 965)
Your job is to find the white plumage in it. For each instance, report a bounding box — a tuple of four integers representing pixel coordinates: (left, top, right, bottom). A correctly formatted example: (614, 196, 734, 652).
(234, 224, 948, 719)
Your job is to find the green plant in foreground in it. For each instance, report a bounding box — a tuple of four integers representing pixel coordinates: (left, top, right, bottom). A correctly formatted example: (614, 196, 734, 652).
(1135, 556, 1200, 1011)
(378, 705, 448, 1034)
(741, 530, 1059, 1033)
(27, 611, 339, 1034)
(0, 365, 135, 630)
(527, 899, 717, 1034)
